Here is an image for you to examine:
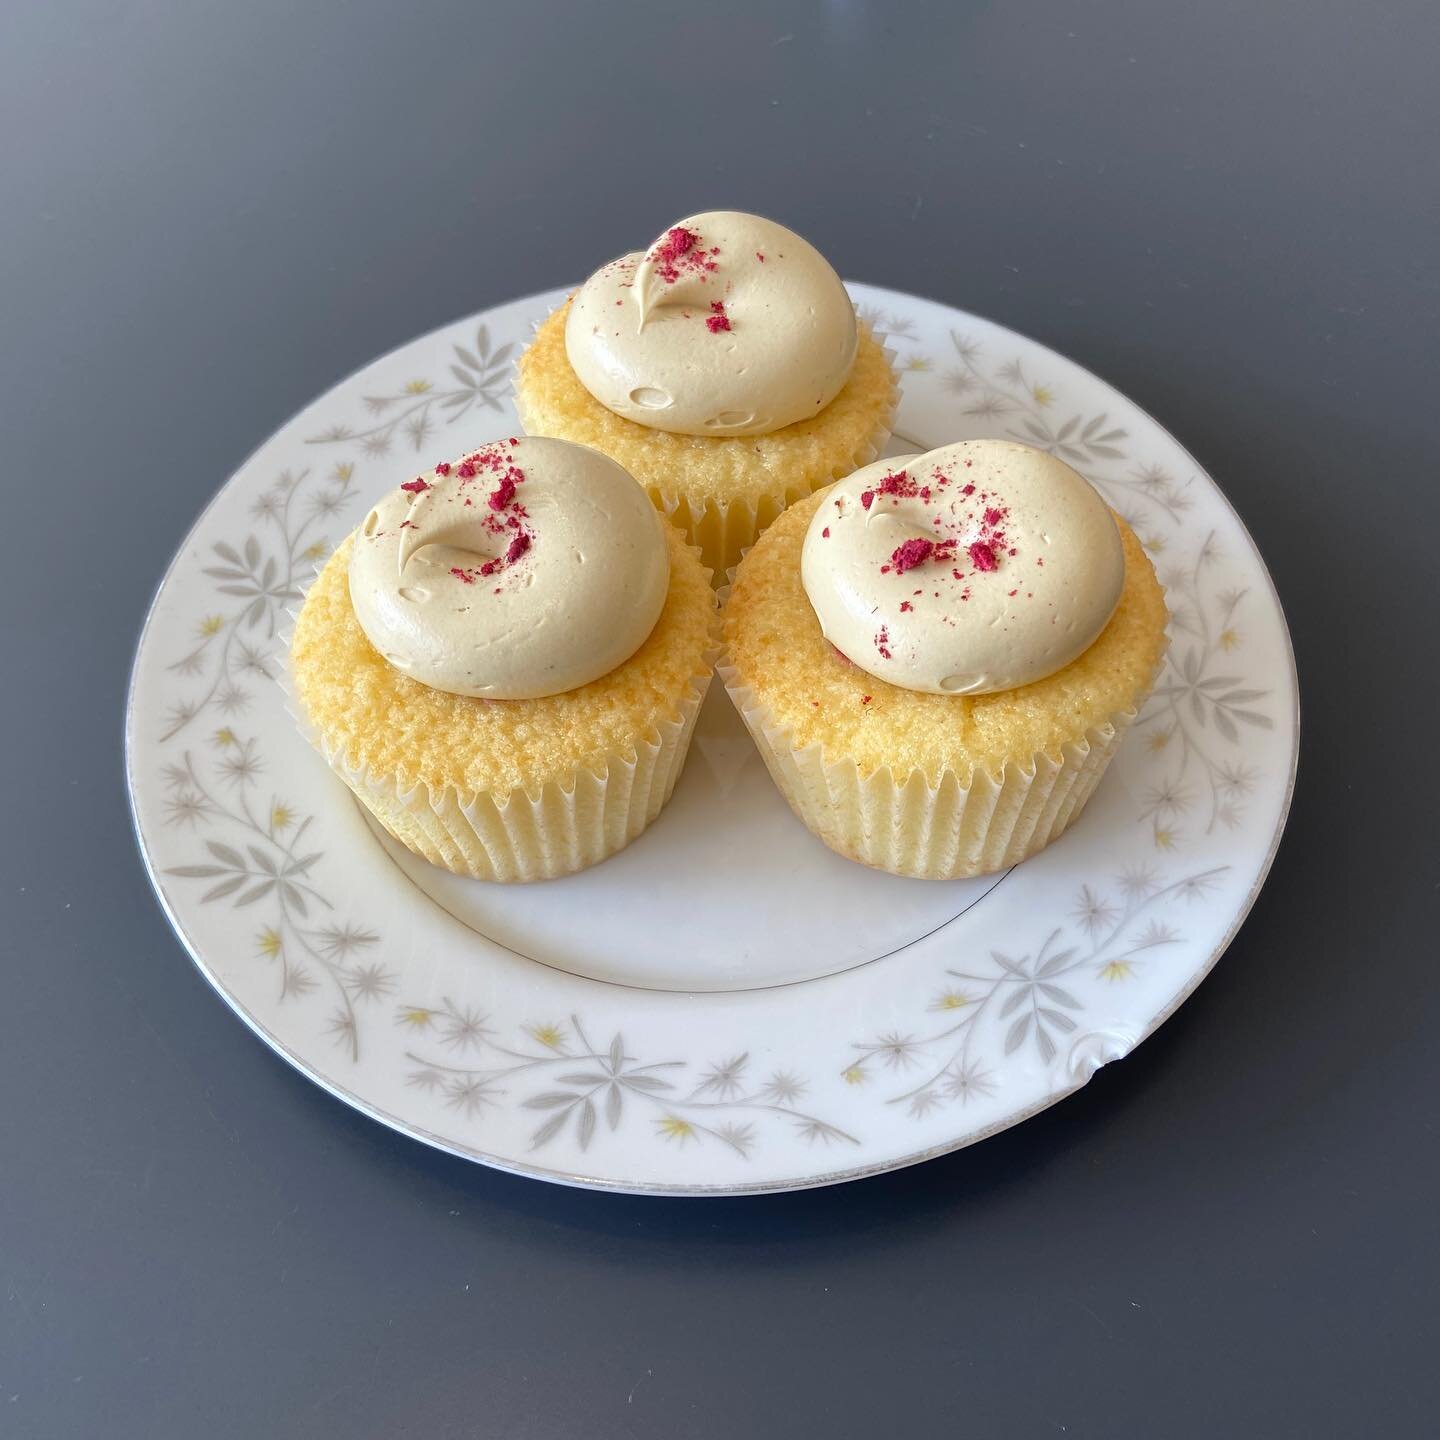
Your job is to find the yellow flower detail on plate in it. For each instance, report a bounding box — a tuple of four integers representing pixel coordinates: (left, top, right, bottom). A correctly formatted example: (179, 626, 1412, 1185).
(842, 1064, 867, 1086)
(332, 461, 354, 481)
(198, 615, 224, 637)
(904, 355, 932, 372)
(1099, 959, 1133, 982)
(1033, 385, 1054, 407)
(657, 1116, 695, 1143)
(928, 989, 972, 1012)
(1219, 628, 1241, 651)
(1153, 826, 1178, 850)
(527, 1023, 567, 1051)
(305, 541, 329, 561)
(398, 1007, 433, 1029)
(1146, 728, 1172, 753)
(256, 927, 283, 959)
(404, 378, 431, 394)
(271, 804, 295, 831)
(213, 728, 236, 748)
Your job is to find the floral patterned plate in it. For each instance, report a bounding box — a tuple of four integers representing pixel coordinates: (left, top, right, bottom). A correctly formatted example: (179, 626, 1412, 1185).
(126, 284, 1297, 1194)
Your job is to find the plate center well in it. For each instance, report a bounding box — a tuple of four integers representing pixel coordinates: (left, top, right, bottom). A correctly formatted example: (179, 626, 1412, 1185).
(367, 686, 1005, 992)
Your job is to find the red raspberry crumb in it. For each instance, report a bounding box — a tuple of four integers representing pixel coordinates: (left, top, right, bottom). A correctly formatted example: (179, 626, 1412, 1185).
(876, 470, 919, 499)
(890, 538, 935, 573)
(400, 479, 430, 494)
(652, 226, 705, 283)
(968, 541, 998, 572)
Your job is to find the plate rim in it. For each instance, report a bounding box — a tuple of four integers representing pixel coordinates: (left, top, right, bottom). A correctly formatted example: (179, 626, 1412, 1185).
(124, 281, 1300, 1196)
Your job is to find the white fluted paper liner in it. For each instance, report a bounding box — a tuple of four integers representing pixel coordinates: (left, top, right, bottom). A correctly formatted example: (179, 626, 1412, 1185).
(717, 659, 1150, 880)
(514, 322, 900, 583)
(278, 583, 718, 884)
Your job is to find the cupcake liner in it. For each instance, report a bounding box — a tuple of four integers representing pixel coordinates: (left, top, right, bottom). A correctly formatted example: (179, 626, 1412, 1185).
(279, 573, 718, 884)
(514, 318, 900, 584)
(716, 652, 1161, 881)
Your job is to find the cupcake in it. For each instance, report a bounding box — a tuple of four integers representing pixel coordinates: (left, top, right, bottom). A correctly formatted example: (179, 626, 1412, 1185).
(289, 436, 717, 882)
(515, 211, 898, 581)
(721, 440, 1167, 879)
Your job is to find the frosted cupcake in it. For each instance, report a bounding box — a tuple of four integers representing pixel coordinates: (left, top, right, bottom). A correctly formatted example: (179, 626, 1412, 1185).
(721, 440, 1167, 879)
(290, 436, 717, 882)
(515, 211, 898, 580)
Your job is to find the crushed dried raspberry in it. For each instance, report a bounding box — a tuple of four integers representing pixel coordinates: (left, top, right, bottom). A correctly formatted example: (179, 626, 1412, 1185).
(875, 626, 893, 659)
(456, 460, 477, 479)
(400, 478, 430, 494)
(450, 567, 475, 584)
(651, 226, 717, 283)
(505, 533, 531, 564)
(876, 470, 918, 499)
(860, 490, 875, 510)
(433, 462, 452, 476)
(968, 541, 998, 572)
(821, 526, 831, 538)
(890, 538, 935, 573)
(488, 477, 517, 511)
(983, 507, 1004, 526)
(861, 695, 872, 706)
(706, 300, 731, 333)
(900, 600, 914, 612)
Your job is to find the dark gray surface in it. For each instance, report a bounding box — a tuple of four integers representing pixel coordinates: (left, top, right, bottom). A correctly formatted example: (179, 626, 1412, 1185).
(3, 1, 1436, 1435)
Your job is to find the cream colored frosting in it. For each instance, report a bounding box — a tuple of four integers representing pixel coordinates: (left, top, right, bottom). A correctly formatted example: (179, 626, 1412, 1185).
(348, 436, 669, 699)
(564, 211, 858, 436)
(801, 440, 1125, 695)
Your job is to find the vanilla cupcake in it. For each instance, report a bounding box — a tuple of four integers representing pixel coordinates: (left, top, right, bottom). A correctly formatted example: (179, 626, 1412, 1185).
(721, 440, 1167, 879)
(515, 211, 898, 581)
(289, 436, 717, 882)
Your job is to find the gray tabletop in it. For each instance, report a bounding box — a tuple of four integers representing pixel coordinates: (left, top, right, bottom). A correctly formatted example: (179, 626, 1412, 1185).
(5, 2, 1437, 1436)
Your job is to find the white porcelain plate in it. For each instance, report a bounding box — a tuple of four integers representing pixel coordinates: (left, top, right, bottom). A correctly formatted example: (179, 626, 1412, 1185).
(126, 285, 1298, 1194)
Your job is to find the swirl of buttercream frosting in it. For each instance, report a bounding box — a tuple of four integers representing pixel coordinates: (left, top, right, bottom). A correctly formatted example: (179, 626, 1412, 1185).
(564, 211, 858, 437)
(348, 436, 669, 699)
(801, 440, 1126, 695)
